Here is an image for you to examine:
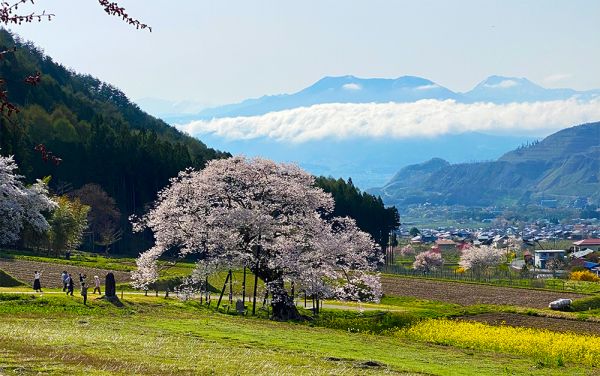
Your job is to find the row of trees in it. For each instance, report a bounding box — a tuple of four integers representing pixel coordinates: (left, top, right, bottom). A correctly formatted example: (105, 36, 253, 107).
(1, 150, 125, 255)
(406, 245, 506, 275)
(1, 154, 85, 254)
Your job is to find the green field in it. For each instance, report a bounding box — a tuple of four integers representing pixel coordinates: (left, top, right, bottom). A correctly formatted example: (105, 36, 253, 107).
(1, 250, 600, 375)
(1, 293, 598, 375)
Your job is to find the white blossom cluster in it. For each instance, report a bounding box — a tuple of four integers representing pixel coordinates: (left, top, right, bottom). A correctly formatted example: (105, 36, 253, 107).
(0, 154, 56, 245)
(412, 250, 444, 273)
(132, 156, 382, 304)
(458, 245, 505, 273)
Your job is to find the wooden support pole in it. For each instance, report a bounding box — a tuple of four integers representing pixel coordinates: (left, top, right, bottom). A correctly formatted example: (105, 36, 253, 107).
(291, 281, 295, 305)
(216, 271, 230, 309)
(242, 266, 247, 303)
(228, 269, 233, 305)
(205, 276, 209, 304)
(252, 248, 260, 315)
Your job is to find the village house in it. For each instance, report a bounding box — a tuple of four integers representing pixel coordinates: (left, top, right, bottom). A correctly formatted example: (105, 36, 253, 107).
(534, 249, 565, 269)
(573, 239, 600, 252)
(435, 239, 457, 252)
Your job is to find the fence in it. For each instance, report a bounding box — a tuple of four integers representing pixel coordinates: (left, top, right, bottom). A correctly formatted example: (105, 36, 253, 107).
(380, 264, 581, 292)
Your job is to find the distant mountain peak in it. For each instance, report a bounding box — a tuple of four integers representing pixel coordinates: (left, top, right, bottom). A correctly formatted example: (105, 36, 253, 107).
(160, 74, 600, 123)
(476, 75, 537, 89)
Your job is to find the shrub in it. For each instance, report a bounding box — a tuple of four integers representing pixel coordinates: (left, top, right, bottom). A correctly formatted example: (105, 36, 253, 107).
(570, 296, 600, 312)
(311, 310, 420, 334)
(570, 270, 600, 282)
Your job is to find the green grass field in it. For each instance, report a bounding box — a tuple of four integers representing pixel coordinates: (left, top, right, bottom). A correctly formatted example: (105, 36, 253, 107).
(1, 293, 598, 375)
(2, 249, 600, 374)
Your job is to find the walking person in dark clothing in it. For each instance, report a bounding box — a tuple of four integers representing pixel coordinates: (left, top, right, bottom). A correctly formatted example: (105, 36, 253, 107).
(33, 271, 42, 292)
(81, 282, 88, 305)
(67, 273, 74, 296)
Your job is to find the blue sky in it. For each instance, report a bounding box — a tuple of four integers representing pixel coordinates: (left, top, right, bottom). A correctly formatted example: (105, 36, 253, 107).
(7, 0, 600, 107)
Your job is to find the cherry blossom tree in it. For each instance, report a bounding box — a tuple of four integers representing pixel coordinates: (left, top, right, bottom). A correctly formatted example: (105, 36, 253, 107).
(132, 156, 382, 320)
(458, 245, 505, 276)
(412, 250, 443, 273)
(399, 244, 415, 257)
(0, 153, 55, 245)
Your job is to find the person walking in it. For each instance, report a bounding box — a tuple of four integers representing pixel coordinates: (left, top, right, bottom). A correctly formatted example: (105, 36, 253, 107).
(61, 271, 68, 292)
(32, 271, 42, 292)
(93, 275, 101, 295)
(81, 282, 88, 305)
(67, 273, 74, 296)
(79, 273, 87, 286)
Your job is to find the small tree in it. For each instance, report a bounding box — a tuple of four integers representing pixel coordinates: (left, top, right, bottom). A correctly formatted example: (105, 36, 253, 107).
(47, 196, 89, 256)
(459, 245, 504, 277)
(70, 183, 121, 254)
(409, 227, 421, 237)
(546, 258, 565, 278)
(0, 154, 55, 245)
(399, 244, 415, 257)
(413, 251, 444, 273)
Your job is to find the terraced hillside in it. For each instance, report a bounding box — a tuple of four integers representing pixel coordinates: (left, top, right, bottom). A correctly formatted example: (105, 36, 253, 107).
(0, 259, 131, 288)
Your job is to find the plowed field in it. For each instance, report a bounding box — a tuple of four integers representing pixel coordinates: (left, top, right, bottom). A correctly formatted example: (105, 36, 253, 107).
(460, 312, 600, 336)
(382, 276, 587, 308)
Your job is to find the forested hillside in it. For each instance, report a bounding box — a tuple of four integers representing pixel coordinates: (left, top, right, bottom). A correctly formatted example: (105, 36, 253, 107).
(316, 177, 399, 247)
(0, 29, 399, 254)
(375, 122, 600, 207)
(0, 29, 229, 252)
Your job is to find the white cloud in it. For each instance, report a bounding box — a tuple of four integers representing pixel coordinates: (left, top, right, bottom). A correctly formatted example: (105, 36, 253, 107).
(543, 73, 572, 84)
(342, 83, 361, 91)
(484, 79, 519, 88)
(416, 84, 440, 90)
(177, 99, 600, 143)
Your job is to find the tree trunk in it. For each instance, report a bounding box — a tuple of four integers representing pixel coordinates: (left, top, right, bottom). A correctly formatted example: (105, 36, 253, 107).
(268, 278, 302, 321)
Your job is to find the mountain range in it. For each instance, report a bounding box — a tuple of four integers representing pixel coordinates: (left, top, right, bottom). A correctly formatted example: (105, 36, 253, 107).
(155, 75, 600, 124)
(370, 122, 600, 207)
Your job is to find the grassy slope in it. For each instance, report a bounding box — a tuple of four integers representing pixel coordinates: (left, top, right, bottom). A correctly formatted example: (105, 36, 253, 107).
(0, 294, 596, 376)
(0, 270, 23, 287)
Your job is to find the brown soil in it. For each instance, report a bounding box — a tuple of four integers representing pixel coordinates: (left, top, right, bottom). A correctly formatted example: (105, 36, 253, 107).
(382, 276, 587, 308)
(0, 258, 131, 288)
(459, 312, 600, 336)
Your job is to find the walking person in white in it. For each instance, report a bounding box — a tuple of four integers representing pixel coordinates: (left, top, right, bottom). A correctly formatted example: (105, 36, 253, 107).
(61, 271, 68, 292)
(33, 271, 42, 292)
(93, 275, 102, 295)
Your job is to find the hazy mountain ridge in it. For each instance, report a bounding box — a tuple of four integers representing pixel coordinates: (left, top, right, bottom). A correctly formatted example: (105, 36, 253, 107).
(373, 122, 600, 207)
(159, 75, 600, 124)
(201, 132, 534, 189)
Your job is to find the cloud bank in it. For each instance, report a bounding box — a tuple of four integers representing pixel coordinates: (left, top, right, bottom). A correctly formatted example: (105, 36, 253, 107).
(177, 99, 600, 143)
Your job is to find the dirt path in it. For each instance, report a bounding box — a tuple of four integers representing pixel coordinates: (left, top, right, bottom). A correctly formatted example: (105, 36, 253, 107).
(460, 312, 600, 336)
(382, 276, 587, 309)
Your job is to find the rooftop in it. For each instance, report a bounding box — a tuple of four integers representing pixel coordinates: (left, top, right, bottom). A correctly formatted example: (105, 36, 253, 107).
(534, 249, 566, 254)
(573, 239, 600, 246)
